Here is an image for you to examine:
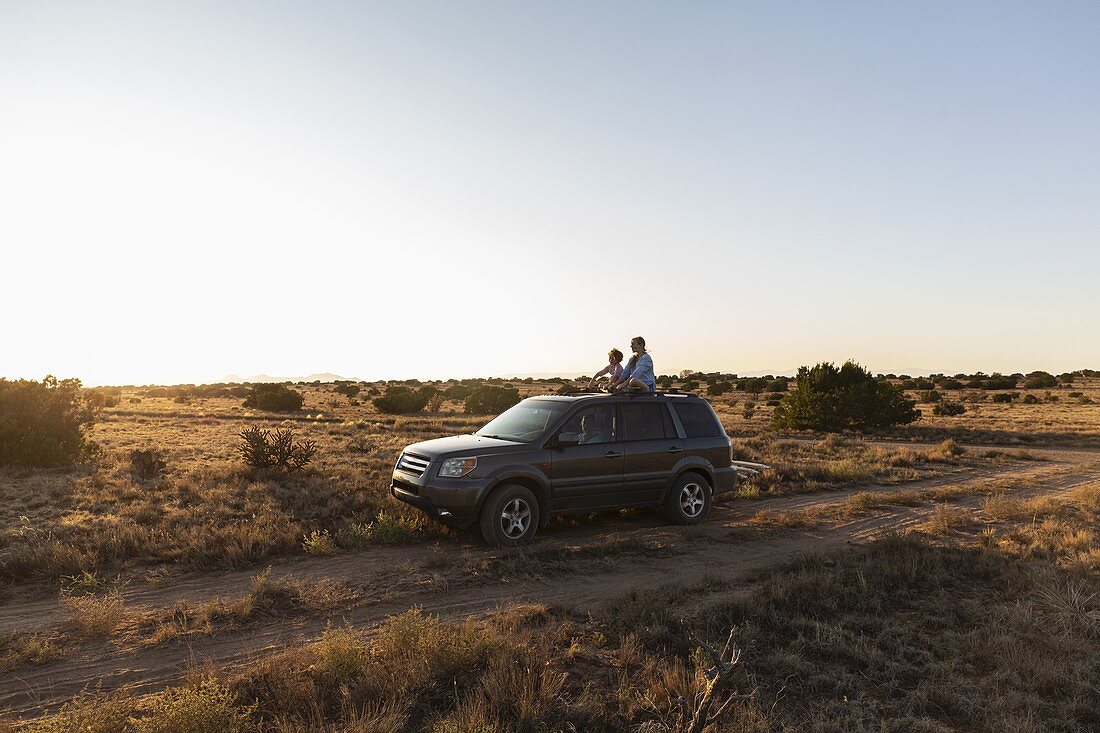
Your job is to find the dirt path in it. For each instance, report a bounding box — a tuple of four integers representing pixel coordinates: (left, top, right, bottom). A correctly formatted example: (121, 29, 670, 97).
(3, 452, 1098, 719)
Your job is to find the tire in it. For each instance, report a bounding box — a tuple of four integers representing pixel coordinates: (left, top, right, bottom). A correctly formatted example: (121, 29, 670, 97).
(479, 484, 540, 547)
(664, 473, 712, 525)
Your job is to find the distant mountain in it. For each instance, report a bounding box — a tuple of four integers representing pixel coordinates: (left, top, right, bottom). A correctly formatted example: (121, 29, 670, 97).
(220, 372, 360, 383)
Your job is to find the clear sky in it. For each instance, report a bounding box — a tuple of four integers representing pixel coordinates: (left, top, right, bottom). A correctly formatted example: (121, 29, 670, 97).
(2, 1, 1097, 385)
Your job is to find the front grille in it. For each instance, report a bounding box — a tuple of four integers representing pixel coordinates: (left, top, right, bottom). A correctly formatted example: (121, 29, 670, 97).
(393, 477, 419, 495)
(396, 452, 430, 477)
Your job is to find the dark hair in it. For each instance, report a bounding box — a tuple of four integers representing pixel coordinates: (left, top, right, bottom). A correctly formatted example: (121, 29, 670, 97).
(632, 336, 646, 349)
(608, 348, 623, 364)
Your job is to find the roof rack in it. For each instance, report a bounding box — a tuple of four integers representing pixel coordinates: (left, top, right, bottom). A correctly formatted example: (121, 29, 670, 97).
(556, 389, 698, 398)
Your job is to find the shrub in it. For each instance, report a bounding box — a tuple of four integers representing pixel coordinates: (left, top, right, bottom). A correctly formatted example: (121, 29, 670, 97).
(0, 376, 97, 467)
(464, 386, 521, 415)
(771, 361, 919, 432)
(741, 401, 756, 420)
(1023, 371, 1058, 389)
(242, 383, 304, 412)
(236, 427, 317, 472)
(706, 381, 731, 396)
(937, 378, 963, 390)
(135, 677, 255, 733)
(766, 378, 790, 392)
(1022, 394, 1040, 404)
(84, 390, 120, 409)
(933, 401, 966, 416)
(919, 390, 942, 403)
(130, 449, 166, 484)
(333, 383, 360, 399)
(60, 590, 127, 638)
(991, 392, 1018, 403)
(372, 386, 436, 414)
(445, 384, 476, 401)
(302, 529, 338, 556)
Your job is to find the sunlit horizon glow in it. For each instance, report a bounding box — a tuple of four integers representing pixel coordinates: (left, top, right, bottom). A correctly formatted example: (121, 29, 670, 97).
(2, 2, 1098, 387)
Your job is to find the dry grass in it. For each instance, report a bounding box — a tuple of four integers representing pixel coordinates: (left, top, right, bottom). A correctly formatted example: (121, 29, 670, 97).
(4, 378, 1095, 588)
(59, 589, 128, 638)
(0, 633, 59, 673)
(13, 493, 1100, 732)
(142, 569, 357, 646)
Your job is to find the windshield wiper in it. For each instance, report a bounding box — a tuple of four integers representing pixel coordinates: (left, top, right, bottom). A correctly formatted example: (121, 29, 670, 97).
(479, 433, 523, 442)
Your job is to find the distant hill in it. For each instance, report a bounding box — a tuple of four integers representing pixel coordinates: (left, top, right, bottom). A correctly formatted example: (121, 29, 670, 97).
(220, 373, 360, 383)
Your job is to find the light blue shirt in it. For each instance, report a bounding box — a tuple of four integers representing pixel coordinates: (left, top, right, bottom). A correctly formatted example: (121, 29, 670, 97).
(629, 353, 656, 392)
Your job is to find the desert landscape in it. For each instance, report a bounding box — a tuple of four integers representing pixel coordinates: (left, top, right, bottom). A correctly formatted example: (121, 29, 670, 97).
(4, 3, 1097, 731)
(1, 371, 1098, 732)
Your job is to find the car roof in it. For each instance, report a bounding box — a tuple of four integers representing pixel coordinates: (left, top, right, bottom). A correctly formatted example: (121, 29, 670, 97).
(531, 392, 706, 403)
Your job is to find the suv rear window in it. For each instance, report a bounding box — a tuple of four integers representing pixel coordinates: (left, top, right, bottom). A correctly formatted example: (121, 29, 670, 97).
(672, 401, 722, 438)
(621, 402, 674, 441)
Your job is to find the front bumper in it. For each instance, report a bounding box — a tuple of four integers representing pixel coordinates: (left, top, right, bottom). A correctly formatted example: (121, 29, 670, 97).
(390, 467, 489, 529)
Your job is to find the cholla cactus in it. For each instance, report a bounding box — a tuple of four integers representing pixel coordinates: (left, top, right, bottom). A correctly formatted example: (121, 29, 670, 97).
(237, 426, 316, 472)
(130, 449, 166, 484)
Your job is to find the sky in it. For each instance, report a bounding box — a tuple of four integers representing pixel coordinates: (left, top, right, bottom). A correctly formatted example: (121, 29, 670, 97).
(2, 1, 1098, 386)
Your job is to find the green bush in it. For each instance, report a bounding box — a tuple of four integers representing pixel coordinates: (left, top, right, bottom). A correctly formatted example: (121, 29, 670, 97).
(1022, 394, 1040, 404)
(444, 384, 476, 401)
(464, 386, 521, 415)
(933, 401, 966, 416)
(372, 386, 437, 414)
(991, 392, 1018, 404)
(706, 381, 731, 396)
(237, 426, 317, 472)
(1023, 371, 1058, 389)
(919, 390, 942, 403)
(0, 376, 97, 467)
(333, 383, 360, 399)
(771, 361, 919, 432)
(242, 383, 304, 412)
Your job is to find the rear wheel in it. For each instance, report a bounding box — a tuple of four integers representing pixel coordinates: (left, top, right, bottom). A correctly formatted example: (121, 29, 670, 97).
(479, 484, 540, 547)
(664, 473, 711, 525)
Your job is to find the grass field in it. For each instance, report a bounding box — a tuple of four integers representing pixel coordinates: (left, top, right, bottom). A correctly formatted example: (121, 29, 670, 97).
(1, 374, 1098, 731)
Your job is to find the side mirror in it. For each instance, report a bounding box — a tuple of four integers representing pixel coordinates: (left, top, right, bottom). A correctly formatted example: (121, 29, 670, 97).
(556, 432, 580, 447)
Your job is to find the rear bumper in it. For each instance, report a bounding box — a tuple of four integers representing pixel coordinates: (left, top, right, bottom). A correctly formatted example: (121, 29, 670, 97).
(712, 466, 738, 496)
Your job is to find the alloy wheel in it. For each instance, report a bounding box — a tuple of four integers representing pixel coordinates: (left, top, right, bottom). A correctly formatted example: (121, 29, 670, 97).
(499, 497, 531, 539)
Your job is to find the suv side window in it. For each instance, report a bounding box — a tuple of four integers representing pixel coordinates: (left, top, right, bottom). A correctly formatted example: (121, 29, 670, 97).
(621, 402, 673, 441)
(672, 401, 722, 438)
(558, 404, 618, 445)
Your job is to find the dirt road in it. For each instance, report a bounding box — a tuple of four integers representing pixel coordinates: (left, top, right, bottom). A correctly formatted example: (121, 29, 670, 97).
(3, 446, 1097, 719)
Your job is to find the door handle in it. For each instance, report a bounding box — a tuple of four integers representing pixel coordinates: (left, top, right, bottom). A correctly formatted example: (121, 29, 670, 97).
(604, 451, 623, 458)
(667, 446, 683, 453)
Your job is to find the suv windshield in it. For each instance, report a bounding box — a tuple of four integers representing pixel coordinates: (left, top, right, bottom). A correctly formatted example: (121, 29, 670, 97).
(475, 399, 570, 443)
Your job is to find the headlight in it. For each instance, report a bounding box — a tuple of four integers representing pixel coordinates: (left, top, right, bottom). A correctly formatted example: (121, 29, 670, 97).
(438, 457, 477, 478)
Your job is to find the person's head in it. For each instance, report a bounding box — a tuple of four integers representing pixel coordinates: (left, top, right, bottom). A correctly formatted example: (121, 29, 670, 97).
(608, 348, 623, 365)
(630, 336, 646, 355)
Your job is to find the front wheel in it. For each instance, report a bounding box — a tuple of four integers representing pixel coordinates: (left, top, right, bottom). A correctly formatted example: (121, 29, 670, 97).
(664, 473, 712, 525)
(479, 484, 540, 547)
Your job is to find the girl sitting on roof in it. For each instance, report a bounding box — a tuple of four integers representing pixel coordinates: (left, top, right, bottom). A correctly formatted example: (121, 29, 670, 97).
(610, 336, 656, 393)
(588, 348, 624, 390)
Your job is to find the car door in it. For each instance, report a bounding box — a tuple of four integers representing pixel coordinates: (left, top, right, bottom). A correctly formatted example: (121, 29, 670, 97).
(621, 400, 682, 505)
(548, 403, 624, 511)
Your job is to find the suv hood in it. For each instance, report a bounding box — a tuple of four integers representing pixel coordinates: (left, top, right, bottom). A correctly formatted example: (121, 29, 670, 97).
(402, 434, 526, 460)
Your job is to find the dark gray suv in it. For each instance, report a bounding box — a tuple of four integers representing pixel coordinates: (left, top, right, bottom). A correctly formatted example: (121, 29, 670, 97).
(390, 392, 737, 546)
